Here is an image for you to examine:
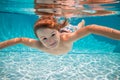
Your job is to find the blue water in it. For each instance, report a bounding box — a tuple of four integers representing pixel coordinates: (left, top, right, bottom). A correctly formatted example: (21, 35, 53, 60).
(0, 0, 120, 80)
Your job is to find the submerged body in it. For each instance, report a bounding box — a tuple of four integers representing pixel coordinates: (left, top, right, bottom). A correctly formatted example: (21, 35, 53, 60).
(0, 16, 120, 55)
(39, 36, 73, 55)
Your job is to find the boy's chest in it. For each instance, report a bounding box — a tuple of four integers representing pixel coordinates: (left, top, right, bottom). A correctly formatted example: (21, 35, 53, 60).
(42, 42, 73, 55)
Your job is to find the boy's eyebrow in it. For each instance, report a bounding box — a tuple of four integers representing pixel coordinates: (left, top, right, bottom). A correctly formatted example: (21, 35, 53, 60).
(40, 36, 45, 38)
(40, 31, 55, 38)
(51, 31, 55, 34)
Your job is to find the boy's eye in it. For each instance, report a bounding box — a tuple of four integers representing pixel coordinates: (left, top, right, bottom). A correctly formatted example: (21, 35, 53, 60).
(51, 33, 55, 37)
(43, 38, 47, 40)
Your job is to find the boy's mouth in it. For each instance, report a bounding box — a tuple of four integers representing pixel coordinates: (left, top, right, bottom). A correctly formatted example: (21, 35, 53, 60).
(49, 41, 57, 47)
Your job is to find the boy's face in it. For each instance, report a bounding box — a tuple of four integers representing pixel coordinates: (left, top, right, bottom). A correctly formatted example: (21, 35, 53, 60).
(36, 28, 60, 49)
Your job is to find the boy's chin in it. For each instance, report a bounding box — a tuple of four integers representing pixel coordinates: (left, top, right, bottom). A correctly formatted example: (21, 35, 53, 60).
(48, 45, 58, 49)
(46, 44, 58, 49)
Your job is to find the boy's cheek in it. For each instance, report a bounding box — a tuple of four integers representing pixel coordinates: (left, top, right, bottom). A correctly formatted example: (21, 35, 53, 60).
(41, 42, 48, 47)
(41, 40, 46, 45)
(43, 41, 49, 45)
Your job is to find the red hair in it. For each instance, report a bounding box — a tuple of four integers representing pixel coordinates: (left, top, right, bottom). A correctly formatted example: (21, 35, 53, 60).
(34, 16, 68, 37)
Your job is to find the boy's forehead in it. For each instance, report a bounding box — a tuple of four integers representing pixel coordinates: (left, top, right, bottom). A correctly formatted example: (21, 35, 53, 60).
(36, 28, 56, 36)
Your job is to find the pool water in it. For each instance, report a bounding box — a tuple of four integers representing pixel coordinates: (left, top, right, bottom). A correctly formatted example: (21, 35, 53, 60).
(0, 0, 120, 80)
(0, 52, 120, 80)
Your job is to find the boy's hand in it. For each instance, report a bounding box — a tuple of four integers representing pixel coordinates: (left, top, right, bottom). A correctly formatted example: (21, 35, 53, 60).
(78, 19, 85, 29)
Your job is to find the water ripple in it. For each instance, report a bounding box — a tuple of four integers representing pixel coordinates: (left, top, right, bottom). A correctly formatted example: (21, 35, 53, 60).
(0, 52, 120, 80)
(0, 0, 119, 17)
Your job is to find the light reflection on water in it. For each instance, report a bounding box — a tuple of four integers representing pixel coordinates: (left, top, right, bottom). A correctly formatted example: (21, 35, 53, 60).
(34, 0, 119, 17)
(0, 52, 120, 80)
(0, 0, 119, 17)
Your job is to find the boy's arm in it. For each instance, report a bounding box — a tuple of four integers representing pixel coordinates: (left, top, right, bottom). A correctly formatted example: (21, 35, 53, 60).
(64, 24, 120, 42)
(0, 38, 43, 49)
(0, 38, 21, 49)
(64, 26, 90, 42)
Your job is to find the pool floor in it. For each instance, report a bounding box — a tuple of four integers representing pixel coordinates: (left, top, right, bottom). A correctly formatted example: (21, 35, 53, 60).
(0, 52, 119, 80)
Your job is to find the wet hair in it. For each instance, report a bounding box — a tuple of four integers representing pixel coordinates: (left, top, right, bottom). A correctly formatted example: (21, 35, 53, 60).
(34, 16, 68, 37)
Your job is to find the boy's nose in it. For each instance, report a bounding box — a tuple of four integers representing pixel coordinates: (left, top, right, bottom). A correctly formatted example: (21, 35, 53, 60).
(48, 38, 54, 43)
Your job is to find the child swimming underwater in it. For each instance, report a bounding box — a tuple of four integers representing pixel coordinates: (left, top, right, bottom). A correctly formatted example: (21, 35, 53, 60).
(0, 16, 120, 55)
